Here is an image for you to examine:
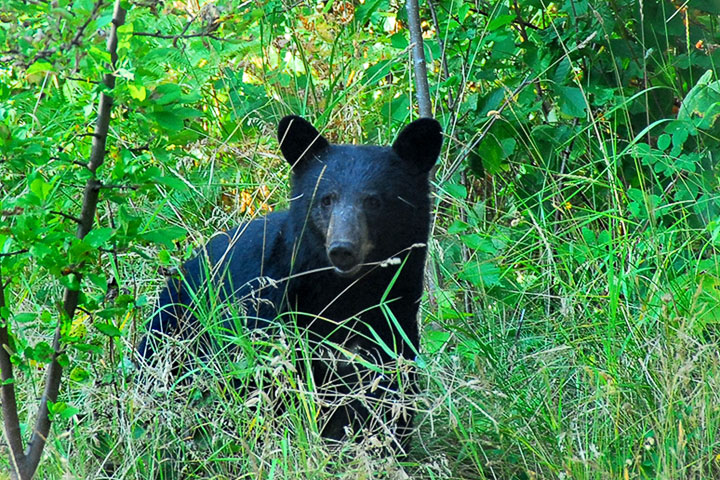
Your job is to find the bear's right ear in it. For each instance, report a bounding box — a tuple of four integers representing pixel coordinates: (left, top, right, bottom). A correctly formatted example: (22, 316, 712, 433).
(278, 115, 329, 169)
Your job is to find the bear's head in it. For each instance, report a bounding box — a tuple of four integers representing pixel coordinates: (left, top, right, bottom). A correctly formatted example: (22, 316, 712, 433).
(278, 115, 442, 277)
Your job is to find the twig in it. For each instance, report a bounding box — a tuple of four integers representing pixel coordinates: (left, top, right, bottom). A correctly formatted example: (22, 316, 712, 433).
(65, 77, 101, 85)
(50, 211, 82, 224)
(511, 1, 550, 117)
(470, 5, 540, 31)
(427, 0, 454, 110)
(70, 0, 106, 47)
(0, 250, 29, 258)
(100, 183, 139, 191)
(133, 31, 224, 42)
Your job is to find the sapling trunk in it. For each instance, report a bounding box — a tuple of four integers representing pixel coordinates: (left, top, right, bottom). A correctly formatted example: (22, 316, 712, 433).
(406, 0, 433, 118)
(0, 1, 126, 478)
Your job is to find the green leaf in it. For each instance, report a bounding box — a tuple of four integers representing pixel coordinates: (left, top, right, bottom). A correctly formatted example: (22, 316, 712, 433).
(634, 143, 660, 168)
(26, 342, 54, 363)
(59, 273, 81, 291)
(381, 94, 410, 122)
(448, 220, 469, 234)
(95, 322, 122, 337)
(141, 226, 187, 248)
(627, 189, 664, 220)
(151, 107, 202, 132)
(460, 235, 497, 254)
(581, 227, 597, 245)
(84, 227, 114, 248)
(73, 344, 104, 355)
(657, 134, 671, 151)
(153, 175, 187, 191)
(445, 184, 467, 200)
(26, 60, 54, 76)
(672, 127, 689, 149)
(487, 14, 515, 31)
(70, 366, 91, 383)
(557, 86, 587, 118)
(363, 60, 392, 85)
(154, 83, 183, 105)
(694, 0, 720, 13)
(354, 0, 383, 24)
(151, 110, 185, 132)
(390, 33, 408, 49)
(49, 401, 80, 420)
(425, 330, 451, 355)
(678, 70, 720, 130)
(128, 84, 146, 102)
(180, 90, 202, 104)
(88, 273, 108, 293)
(476, 136, 506, 175)
(29, 177, 52, 202)
(675, 182, 699, 202)
(14, 313, 37, 323)
(459, 261, 501, 287)
(552, 57, 572, 85)
(158, 250, 172, 265)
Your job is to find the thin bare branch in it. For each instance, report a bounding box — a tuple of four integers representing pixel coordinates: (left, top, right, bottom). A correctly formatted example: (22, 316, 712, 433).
(427, 0, 454, 110)
(49, 211, 82, 224)
(0, 250, 29, 258)
(70, 0, 106, 47)
(406, 0, 433, 118)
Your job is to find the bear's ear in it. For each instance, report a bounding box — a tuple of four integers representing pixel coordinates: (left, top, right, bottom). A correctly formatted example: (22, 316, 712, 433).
(392, 117, 443, 173)
(278, 115, 330, 169)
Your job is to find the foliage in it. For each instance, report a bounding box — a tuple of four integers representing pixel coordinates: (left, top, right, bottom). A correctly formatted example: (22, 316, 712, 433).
(1, 0, 719, 478)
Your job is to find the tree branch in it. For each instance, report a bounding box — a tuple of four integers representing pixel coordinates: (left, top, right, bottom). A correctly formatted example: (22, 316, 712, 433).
(70, 0, 106, 47)
(406, 0, 433, 118)
(0, 267, 26, 478)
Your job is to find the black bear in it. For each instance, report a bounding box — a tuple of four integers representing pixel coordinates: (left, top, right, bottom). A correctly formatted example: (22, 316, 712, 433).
(139, 115, 443, 453)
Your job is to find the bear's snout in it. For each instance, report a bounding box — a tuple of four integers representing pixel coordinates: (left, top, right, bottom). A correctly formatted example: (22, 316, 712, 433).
(325, 202, 370, 276)
(328, 241, 362, 276)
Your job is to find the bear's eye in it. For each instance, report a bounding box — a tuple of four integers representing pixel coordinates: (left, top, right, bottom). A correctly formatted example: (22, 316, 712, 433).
(363, 195, 381, 209)
(320, 194, 335, 207)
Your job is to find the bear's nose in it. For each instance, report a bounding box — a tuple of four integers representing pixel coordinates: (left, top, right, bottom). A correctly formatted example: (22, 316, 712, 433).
(328, 241, 360, 273)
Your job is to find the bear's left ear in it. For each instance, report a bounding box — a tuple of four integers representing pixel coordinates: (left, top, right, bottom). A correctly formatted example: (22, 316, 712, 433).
(278, 115, 330, 169)
(392, 117, 443, 173)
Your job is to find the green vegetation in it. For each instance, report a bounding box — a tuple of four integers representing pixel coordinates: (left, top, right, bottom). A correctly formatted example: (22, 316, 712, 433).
(1, 0, 720, 478)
